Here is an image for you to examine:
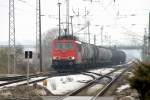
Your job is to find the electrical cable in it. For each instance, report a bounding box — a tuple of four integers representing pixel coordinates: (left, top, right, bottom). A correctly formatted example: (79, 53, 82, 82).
(17, 0, 34, 8)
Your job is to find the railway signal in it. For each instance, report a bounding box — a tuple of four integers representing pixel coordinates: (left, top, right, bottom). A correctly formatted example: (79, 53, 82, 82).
(25, 51, 33, 59)
(25, 51, 33, 86)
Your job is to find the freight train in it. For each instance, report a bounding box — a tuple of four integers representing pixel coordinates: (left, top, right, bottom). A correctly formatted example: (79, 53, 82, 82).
(51, 35, 126, 70)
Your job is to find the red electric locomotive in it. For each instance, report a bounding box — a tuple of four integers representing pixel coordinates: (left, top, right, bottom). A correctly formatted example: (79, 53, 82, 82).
(51, 36, 81, 69)
(51, 35, 126, 70)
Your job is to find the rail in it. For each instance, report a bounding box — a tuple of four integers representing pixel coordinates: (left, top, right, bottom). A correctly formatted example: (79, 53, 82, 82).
(57, 63, 132, 100)
(57, 67, 121, 100)
(0, 73, 50, 88)
(91, 63, 132, 99)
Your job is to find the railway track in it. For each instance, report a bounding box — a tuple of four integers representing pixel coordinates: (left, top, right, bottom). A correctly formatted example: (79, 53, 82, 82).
(0, 73, 50, 88)
(57, 63, 132, 100)
(0, 70, 84, 88)
(91, 66, 131, 100)
(0, 62, 132, 99)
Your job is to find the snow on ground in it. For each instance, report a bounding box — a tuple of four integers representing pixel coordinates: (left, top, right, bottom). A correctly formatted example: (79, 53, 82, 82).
(38, 74, 93, 95)
(0, 81, 7, 84)
(88, 68, 114, 75)
(0, 77, 46, 89)
(38, 68, 114, 95)
(116, 84, 130, 93)
(110, 69, 125, 78)
(30, 77, 46, 81)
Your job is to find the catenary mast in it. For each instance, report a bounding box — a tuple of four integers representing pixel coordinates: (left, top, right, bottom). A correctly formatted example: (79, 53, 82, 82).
(8, 0, 16, 74)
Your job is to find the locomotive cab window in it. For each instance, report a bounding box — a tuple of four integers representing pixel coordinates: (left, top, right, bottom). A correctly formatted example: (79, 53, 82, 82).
(55, 42, 73, 50)
(55, 43, 63, 49)
(65, 43, 73, 50)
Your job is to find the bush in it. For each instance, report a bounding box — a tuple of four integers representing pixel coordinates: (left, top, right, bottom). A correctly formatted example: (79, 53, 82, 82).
(0, 46, 37, 74)
(128, 61, 150, 100)
(0, 48, 9, 73)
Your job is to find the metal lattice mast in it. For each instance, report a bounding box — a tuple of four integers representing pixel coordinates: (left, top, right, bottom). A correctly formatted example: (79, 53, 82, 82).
(8, 0, 16, 74)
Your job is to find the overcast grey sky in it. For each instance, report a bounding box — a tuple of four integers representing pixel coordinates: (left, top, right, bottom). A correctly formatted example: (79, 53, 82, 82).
(0, 0, 150, 46)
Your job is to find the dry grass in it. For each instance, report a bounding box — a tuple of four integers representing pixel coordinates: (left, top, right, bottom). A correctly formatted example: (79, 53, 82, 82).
(0, 85, 48, 100)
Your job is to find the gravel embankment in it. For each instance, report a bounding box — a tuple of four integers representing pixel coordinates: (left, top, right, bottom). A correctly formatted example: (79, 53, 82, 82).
(103, 68, 139, 100)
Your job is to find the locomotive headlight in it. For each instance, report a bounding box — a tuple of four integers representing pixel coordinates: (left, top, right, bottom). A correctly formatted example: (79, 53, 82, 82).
(53, 56, 58, 60)
(71, 56, 75, 60)
(68, 56, 75, 60)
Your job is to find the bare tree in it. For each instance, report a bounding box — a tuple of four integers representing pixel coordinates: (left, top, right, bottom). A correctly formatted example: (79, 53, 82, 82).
(42, 28, 59, 71)
(0, 46, 32, 74)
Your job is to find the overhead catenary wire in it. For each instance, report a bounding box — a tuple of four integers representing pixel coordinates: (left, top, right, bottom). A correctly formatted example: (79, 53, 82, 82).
(17, 0, 34, 8)
(0, 3, 35, 15)
(1, 0, 147, 47)
(121, 26, 143, 38)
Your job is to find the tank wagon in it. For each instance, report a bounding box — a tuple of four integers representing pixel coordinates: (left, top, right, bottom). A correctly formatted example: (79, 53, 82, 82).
(51, 35, 126, 70)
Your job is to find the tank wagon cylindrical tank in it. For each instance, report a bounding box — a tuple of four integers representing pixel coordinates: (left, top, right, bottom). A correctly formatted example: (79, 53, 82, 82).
(110, 49, 126, 64)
